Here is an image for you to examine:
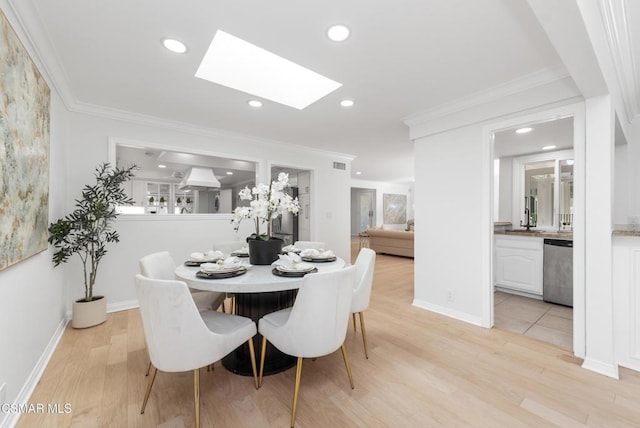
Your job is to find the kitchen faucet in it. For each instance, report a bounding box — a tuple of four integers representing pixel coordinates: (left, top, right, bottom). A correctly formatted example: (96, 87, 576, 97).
(520, 197, 533, 230)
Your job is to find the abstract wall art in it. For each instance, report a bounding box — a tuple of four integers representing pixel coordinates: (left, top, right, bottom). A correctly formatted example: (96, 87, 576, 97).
(383, 193, 407, 224)
(0, 10, 51, 271)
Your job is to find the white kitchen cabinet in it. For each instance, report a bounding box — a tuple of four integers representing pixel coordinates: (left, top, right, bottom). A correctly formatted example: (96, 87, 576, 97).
(495, 235, 543, 295)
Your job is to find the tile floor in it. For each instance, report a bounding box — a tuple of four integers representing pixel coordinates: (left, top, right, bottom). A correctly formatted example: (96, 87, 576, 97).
(494, 291, 573, 351)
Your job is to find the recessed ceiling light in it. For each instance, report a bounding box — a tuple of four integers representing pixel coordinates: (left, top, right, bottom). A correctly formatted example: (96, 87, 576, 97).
(226, 171, 234, 175)
(356, 171, 362, 175)
(247, 99, 263, 108)
(327, 24, 350, 42)
(158, 164, 167, 168)
(340, 99, 354, 107)
(195, 30, 342, 110)
(162, 38, 187, 54)
(541, 145, 557, 150)
(515, 127, 533, 134)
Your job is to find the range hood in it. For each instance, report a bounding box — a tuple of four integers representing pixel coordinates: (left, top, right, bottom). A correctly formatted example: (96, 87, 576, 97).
(178, 167, 221, 190)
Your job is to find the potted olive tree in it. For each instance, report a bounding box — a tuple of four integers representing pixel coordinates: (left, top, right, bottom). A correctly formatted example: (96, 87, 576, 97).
(48, 163, 136, 328)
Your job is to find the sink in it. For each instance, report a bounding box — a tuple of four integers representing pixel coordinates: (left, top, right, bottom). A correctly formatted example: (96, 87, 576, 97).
(504, 229, 538, 234)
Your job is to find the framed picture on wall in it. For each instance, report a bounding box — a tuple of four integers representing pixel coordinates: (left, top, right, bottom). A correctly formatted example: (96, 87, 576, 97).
(0, 10, 51, 271)
(383, 193, 407, 224)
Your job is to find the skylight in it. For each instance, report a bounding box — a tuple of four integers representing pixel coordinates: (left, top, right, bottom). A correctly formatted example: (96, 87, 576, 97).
(195, 30, 342, 110)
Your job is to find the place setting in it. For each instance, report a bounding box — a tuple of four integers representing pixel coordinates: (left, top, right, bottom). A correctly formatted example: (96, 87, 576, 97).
(299, 248, 337, 263)
(271, 253, 318, 277)
(184, 250, 225, 266)
(281, 244, 302, 254)
(229, 246, 250, 258)
(195, 256, 247, 279)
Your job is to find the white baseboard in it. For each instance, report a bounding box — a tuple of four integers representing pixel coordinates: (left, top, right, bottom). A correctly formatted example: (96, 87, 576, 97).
(1, 317, 69, 428)
(582, 357, 620, 379)
(107, 299, 139, 313)
(64, 299, 139, 319)
(412, 298, 484, 327)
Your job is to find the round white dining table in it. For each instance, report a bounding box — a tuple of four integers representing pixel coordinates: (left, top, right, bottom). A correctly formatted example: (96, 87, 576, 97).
(174, 257, 346, 376)
(174, 257, 345, 293)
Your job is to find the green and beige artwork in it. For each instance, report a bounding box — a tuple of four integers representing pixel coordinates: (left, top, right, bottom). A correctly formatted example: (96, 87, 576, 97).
(0, 11, 50, 271)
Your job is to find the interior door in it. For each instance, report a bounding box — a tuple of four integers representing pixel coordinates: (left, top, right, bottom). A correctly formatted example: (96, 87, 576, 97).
(352, 188, 375, 234)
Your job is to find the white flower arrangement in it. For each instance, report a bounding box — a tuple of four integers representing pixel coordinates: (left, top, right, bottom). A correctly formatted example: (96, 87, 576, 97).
(232, 172, 301, 240)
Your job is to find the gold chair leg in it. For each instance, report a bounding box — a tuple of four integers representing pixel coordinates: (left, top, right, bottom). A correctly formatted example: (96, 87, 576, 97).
(258, 337, 267, 388)
(140, 365, 158, 414)
(352, 313, 357, 332)
(358, 312, 369, 359)
(194, 369, 200, 428)
(291, 357, 303, 428)
(145, 360, 151, 376)
(340, 344, 355, 389)
(248, 338, 259, 389)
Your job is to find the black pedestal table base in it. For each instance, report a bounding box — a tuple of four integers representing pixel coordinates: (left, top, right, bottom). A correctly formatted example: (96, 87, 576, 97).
(222, 290, 297, 376)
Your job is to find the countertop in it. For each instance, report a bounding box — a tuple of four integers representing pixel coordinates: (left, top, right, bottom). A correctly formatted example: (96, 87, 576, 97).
(495, 225, 640, 239)
(613, 225, 640, 237)
(494, 229, 573, 240)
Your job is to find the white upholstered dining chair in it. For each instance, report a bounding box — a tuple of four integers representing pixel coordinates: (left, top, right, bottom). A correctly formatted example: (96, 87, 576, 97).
(135, 274, 258, 428)
(293, 240, 326, 250)
(351, 248, 376, 358)
(258, 266, 356, 427)
(138, 251, 226, 312)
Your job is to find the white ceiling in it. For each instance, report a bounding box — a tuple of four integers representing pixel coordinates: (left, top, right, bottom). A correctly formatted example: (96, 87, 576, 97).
(11, 0, 572, 182)
(493, 116, 574, 158)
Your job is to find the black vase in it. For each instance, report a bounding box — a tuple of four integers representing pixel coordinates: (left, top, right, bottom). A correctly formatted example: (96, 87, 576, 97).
(247, 237, 283, 265)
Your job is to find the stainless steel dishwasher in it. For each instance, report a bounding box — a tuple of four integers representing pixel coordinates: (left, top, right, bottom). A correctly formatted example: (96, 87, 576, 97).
(543, 239, 573, 307)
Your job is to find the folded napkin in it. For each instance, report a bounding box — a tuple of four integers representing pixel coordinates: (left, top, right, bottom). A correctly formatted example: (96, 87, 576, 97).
(190, 252, 205, 261)
(275, 253, 313, 271)
(232, 246, 249, 254)
(300, 249, 335, 258)
(299, 248, 319, 257)
(204, 250, 224, 260)
(282, 244, 300, 253)
(200, 257, 241, 272)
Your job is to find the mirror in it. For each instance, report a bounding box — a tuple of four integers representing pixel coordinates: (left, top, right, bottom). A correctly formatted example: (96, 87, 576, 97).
(494, 116, 574, 230)
(559, 159, 574, 229)
(525, 160, 554, 228)
(113, 142, 257, 215)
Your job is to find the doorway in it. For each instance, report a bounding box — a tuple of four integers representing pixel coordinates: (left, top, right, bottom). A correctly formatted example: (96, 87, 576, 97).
(485, 103, 585, 357)
(351, 188, 376, 236)
(271, 166, 312, 245)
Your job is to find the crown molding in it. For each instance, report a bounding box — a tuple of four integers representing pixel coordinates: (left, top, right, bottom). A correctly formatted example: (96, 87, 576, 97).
(599, 0, 640, 123)
(70, 100, 354, 161)
(402, 65, 570, 127)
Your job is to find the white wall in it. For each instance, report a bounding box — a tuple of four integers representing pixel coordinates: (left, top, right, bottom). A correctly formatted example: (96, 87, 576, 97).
(614, 144, 629, 226)
(62, 111, 353, 309)
(413, 125, 486, 325)
(0, 80, 68, 428)
(498, 157, 514, 223)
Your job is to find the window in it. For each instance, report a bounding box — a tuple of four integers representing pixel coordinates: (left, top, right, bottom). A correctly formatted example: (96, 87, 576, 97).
(513, 150, 574, 230)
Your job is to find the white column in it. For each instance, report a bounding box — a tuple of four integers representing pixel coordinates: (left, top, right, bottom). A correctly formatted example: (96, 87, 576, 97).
(582, 95, 618, 378)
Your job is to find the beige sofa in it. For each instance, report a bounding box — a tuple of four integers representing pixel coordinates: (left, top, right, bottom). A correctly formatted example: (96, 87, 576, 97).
(366, 220, 414, 258)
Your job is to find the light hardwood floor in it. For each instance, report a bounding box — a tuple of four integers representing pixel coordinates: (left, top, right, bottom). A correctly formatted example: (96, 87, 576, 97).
(19, 243, 640, 427)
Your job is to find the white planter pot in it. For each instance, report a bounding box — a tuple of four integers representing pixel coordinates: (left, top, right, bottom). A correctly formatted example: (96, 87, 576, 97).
(72, 296, 107, 329)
